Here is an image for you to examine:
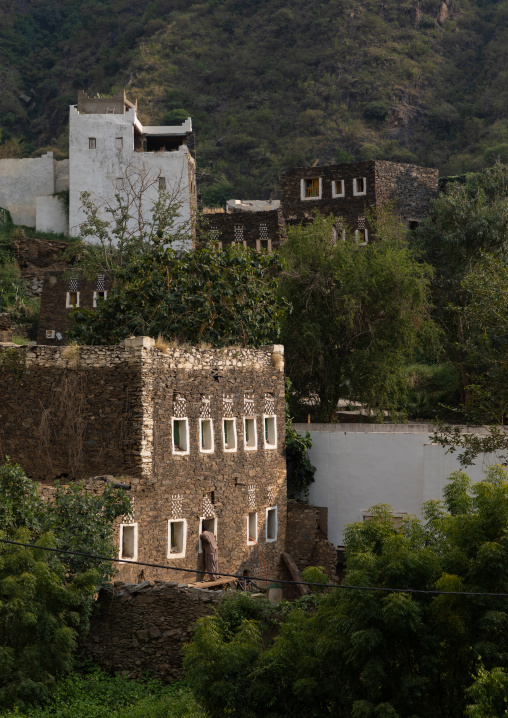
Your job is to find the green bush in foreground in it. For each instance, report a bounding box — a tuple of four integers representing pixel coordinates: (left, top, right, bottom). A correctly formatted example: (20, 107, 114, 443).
(0, 666, 204, 718)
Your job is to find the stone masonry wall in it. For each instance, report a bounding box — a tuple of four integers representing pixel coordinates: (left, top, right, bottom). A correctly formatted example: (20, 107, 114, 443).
(373, 160, 438, 222)
(37, 270, 113, 345)
(286, 500, 338, 581)
(200, 209, 283, 250)
(14, 236, 70, 299)
(82, 581, 223, 682)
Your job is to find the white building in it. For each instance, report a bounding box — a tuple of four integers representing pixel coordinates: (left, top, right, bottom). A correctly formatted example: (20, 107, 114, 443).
(295, 422, 496, 547)
(69, 90, 196, 248)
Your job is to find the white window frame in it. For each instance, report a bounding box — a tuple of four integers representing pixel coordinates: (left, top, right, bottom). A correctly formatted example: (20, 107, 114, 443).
(263, 415, 277, 450)
(199, 418, 214, 453)
(222, 417, 237, 452)
(66, 291, 80, 309)
(300, 177, 322, 201)
(247, 512, 258, 545)
(243, 417, 258, 451)
(167, 518, 187, 559)
(354, 229, 369, 246)
(256, 238, 272, 252)
(332, 179, 345, 198)
(353, 177, 367, 196)
(119, 523, 138, 562)
(115, 137, 123, 149)
(93, 290, 108, 307)
(172, 417, 190, 455)
(265, 507, 278, 542)
(198, 516, 217, 553)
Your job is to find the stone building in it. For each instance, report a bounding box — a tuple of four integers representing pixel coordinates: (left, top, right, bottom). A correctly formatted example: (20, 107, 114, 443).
(0, 339, 287, 583)
(280, 160, 439, 239)
(200, 199, 284, 251)
(37, 270, 113, 345)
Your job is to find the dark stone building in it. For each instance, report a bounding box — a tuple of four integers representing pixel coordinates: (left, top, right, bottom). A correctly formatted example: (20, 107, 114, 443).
(200, 207, 285, 251)
(0, 339, 287, 583)
(37, 270, 112, 345)
(280, 160, 439, 239)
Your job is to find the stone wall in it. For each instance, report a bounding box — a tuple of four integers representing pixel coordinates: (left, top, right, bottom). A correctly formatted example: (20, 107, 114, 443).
(37, 270, 112, 344)
(0, 341, 287, 584)
(82, 581, 223, 681)
(200, 209, 284, 250)
(0, 313, 12, 343)
(14, 236, 70, 298)
(285, 500, 338, 580)
(280, 160, 438, 232)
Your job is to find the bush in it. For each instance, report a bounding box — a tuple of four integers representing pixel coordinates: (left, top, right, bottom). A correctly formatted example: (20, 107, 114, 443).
(363, 101, 390, 122)
(162, 109, 190, 125)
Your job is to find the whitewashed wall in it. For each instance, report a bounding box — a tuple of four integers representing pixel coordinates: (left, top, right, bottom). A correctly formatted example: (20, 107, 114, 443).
(295, 423, 495, 547)
(68, 106, 192, 248)
(36, 196, 68, 235)
(0, 153, 56, 226)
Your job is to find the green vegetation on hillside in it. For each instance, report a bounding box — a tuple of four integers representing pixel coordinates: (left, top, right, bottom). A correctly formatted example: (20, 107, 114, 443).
(2, 0, 508, 200)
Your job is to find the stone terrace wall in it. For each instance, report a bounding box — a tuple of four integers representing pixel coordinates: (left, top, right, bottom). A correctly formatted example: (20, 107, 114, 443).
(286, 500, 338, 581)
(373, 161, 438, 221)
(82, 580, 223, 681)
(14, 236, 70, 299)
(0, 344, 144, 480)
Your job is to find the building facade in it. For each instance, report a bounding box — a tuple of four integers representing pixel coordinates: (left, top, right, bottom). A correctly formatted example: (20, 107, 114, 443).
(280, 160, 439, 239)
(200, 207, 284, 251)
(0, 339, 287, 582)
(69, 91, 197, 247)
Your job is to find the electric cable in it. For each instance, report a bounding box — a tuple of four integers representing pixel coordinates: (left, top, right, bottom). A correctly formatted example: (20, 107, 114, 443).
(1, 538, 508, 597)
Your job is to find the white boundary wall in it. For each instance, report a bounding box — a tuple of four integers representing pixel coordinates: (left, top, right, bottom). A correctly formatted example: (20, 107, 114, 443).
(295, 423, 495, 547)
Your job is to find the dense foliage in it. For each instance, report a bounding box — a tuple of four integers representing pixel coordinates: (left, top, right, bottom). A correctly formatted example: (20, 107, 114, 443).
(3, 1, 508, 199)
(185, 466, 508, 717)
(280, 211, 438, 421)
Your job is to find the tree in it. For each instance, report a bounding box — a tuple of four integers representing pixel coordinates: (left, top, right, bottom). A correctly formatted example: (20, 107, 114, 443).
(69, 242, 287, 347)
(185, 465, 508, 717)
(280, 211, 438, 421)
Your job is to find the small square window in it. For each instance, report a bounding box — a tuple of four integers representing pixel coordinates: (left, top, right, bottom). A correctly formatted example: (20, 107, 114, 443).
(199, 418, 214, 453)
(266, 507, 278, 542)
(66, 291, 79, 308)
(89, 138, 96, 149)
(115, 137, 123, 149)
(332, 179, 345, 198)
(244, 417, 257, 450)
(93, 290, 107, 308)
(115, 177, 124, 190)
(172, 418, 189, 455)
(304, 178, 320, 198)
(159, 177, 166, 190)
(355, 229, 369, 245)
(256, 239, 272, 252)
(247, 512, 258, 545)
(199, 517, 217, 552)
(119, 523, 138, 561)
(353, 177, 367, 196)
(263, 415, 277, 449)
(222, 418, 237, 452)
(168, 519, 187, 558)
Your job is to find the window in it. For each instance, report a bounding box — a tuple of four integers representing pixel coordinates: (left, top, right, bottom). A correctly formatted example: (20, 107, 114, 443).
(167, 519, 187, 558)
(88, 138, 96, 149)
(353, 177, 367, 196)
(301, 177, 322, 200)
(106, 107, 116, 114)
(93, 290, 107, 308)
(119, 523, 138, 561)
(66, 291, 79, 308)
(256, 238, 272, 252)
(115, 137, 123, 149)
(247, 512, 258, 545)
(244, 417, 257, 450)
(222, 418, 237, 452)
(266, 507, 278, 542)
(263, 415, 277, 449)
(115, 177, 124, 190)
(199, 517, 217, 552)
(199, 418, 214, 453)
(355, 229, 369, 245)
(332, 179, 345, 198)
(172, 418, 189, 455)
(159, 177, 166, 190)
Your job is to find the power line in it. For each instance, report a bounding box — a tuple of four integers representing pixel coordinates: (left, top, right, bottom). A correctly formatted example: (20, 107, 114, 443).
(1, 538, 508, 597)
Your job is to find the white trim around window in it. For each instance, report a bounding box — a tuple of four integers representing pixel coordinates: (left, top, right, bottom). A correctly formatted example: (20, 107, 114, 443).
(93, 290, 108, 307)
(222, 418, 237, 452)
(199, 418, 214, 453)
(263, 415, 277, 449)
(66, 291, 80, 308)
(172, 417, 190, 455)
(119, 523, 138, 561)
(332, 179, 345, 198)
(247, 511, 258, 545)
(167, 518, 187, 559)
(300, 177, 322, 201)
(243, 417, 257, 451)
(265, 507, 278, 542)
(353, 177, 367, 196)
(198, 516, 217, 552)
(354, 229, 369, 245)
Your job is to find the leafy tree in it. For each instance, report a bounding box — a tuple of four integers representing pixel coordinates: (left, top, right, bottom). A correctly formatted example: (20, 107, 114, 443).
(285, 378, 315, 497)
(465, 663, 508, 718)
(185, 466, 508, 717)
(280, 211, 438, 421)
(69, 241, 287, 347)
